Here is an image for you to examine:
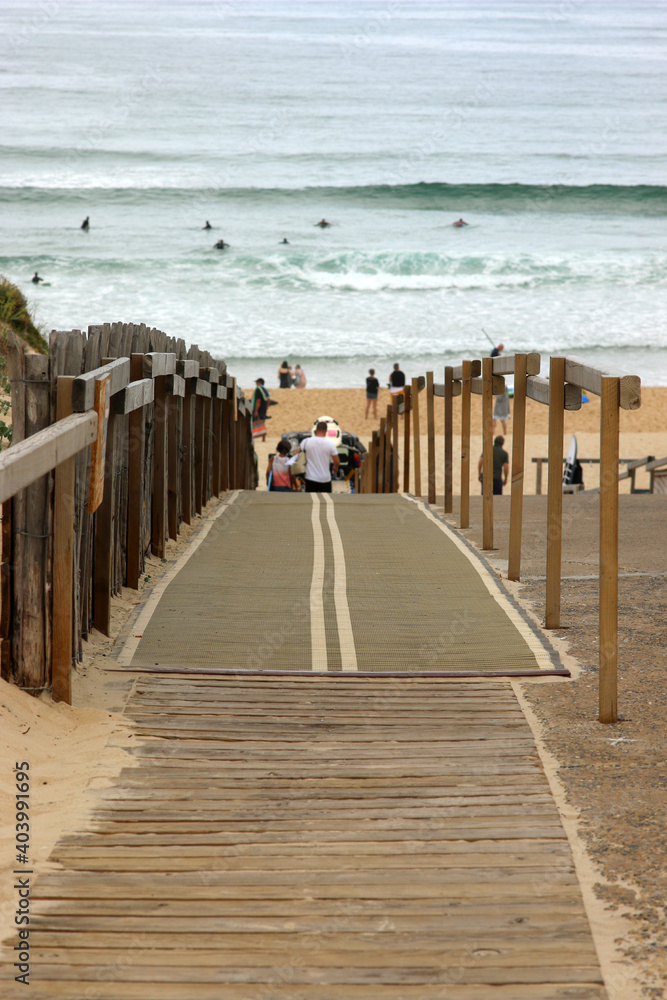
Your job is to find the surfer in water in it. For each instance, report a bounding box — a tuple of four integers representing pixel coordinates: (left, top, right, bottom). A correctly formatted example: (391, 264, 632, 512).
(315, 219, 331, 228)
(452, 218, 468, 227)
(280, 238, 289, 244)
(31, 271, 43, 284)
(203, 221, 212, 230)
(214, 239, 229, 249)
(81, 216, 90, 230)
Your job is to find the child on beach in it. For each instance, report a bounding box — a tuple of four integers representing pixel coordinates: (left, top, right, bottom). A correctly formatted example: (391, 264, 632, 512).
(267, 439, 295, 492)
(365, 369, 379, 419)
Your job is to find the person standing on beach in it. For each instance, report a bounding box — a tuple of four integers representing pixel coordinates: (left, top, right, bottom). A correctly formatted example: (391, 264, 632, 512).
(388, 363, 406, 397)
(478, 435, 509, 495)
(296, 421, 339, 493)
(490, 342, 511, 433)
(277, 360, 293, 388)
(266, 439, 294, 492)
(365, 368, 379, 419)
(251, 378, 274, 442)
(293, 364, 306, 388)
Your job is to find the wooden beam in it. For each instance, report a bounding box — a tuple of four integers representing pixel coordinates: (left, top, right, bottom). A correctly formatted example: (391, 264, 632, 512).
(213, 383, 228, 400)
(402, 385, 411, 494)
(151, 375, 167, 558)
(411, 377, 421, 497)
(491, 352, 541, 377)
(167, 393, 180, 541)
(143, 352, 176, 378)
(451, 360, 481, 380)
(508, 353, 528, 582)
(391, 395, 400, 493)
(526, 375, 582, 410)
(72, 358, 130, 412)
(460, 360, 472, 529)
(426, 371, 436, 505)
(481, 357, 493, 550)
(181, 381, 194, 523)
(565, 355, 640, 410)
(176, 359, 199, 379)
(165, 374, 186, 398)
(0, 413, 97, 505)
(599, 376, 620, 724)
(126, 355, 144, 590)
(195, 378, 212, 398)
(113, 378, 154, 415)
(444, 366, 453, 514)
(200, 367, 219, 384)
(470, 374, 505, 396)
(93, 405, 116, 636)
(545, 357, 566, 629)
(52, 378, 75, 704)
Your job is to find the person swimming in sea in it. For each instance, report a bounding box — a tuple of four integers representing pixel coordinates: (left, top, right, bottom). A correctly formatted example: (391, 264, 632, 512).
(280, 238, 289, 244)
(81, 216, 90, 230)
(315, 219, 331, 228)
(214, 239, 229, 249)
(452, 218, 468, 227)
(203, 221, 212, 229)
(31, 271, 43, 284)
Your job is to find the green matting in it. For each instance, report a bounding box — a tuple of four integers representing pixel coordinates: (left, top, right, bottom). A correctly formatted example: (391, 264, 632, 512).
(128, 493, 552, 673)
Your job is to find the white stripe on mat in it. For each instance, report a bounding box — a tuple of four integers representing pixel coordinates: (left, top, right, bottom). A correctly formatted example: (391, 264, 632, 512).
(323, 494, 358, 671)
(310, 494, 328, 670)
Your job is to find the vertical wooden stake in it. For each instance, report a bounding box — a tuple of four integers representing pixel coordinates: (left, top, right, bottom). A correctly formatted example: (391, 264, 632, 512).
(379, 418, 387, 493)
(371, 430, 379, 493)
(93, 406, 116, 637)
(152, 374, 167, 558)
(444, 366, 453, 513)
(426, 371, 436, 505)
(220, 397, 230, 493)
(508, 353, 527, 581)
(599, 376, 620, 724)
(52, 377, 75, 704)
(212, 394, 221, 497)
(403, 385, 411, 493)
(482, 357, 494, 550)
(391, 395, 399, 493)
(126, 355, 144, 588)
(167, 391, 179, 540)
(545, 356, 565, 629)
(460, 360, 472, 529)
(194, 393, 204, 513)
(411, 377, 421, 497)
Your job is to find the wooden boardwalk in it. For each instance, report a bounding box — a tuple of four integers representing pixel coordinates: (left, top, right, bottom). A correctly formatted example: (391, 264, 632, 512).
(4, 674, 606, 999)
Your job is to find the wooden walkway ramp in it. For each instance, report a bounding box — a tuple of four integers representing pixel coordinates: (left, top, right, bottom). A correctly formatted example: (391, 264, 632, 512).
(1, 493, 607, 998)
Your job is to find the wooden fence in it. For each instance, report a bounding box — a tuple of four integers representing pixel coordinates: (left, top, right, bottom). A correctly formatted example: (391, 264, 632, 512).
(0, 323, 255, 703)
(358, 353, 642, 725)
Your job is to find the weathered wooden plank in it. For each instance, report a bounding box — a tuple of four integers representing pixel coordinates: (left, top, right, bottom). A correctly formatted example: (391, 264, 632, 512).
(176, 359, 200, 379)
(491, 352, 541, 377)
(564, 354, 640, 409)
(71, 357, 130, 412)
(143, 352, 177, 377)
(526, 375, 582, 409)
(471, 373, 505, 395)
(451, 360, 481, 380)
(0, 412, 97, 504)
(195, 378, 212, 397)
(113, 377, 154, 414)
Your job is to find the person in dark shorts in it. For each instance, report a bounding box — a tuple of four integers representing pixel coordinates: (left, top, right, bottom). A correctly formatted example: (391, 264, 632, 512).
(296, 421, 340, 493)
(365, 368, 379, 419)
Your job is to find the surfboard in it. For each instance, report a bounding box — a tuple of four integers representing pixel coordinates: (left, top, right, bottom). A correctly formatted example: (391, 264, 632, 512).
(562, 434, 577, 486)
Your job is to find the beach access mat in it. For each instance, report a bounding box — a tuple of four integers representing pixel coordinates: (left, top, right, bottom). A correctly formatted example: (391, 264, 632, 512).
(122, 492, 559, 674)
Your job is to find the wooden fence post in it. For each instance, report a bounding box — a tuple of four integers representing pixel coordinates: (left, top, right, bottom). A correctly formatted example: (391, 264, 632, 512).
(482, 357, 494, 549)
(392, 394, 400, 492)
(403, 385, 411, 493)
(152, 374, 167, 557)
(545, 356, 566, 629)
(126, 355, 144, 588)
(444, 366, 453, 514)
(194, 393, 204, 513)
(508, 353, 528, 581)
(411, 377, 421, 497)
(599, 376, 620, 724)
(52, 377, 75, 703)
(212, 392, 221, 497)
(93, 397, 116, 637)
(371, 430, 379, 493)
(460, 360, 472, 529)
(426, 371, 436, 505)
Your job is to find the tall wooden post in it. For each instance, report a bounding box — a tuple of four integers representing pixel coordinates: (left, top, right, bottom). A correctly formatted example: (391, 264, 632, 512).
(220, 398, 230, 493)
(460, 360, 472, 529)
(181, 379, 194, 523)
(599, 376, 620, 724)
(508, 353, 527, 581)
(403, 385, 411, 493)
(411, 377, 421, 497)
(93, 404, 116, 636)
(482, 357, 494, 549)
(371, 430, 379, 493)
(152, 374, 167, 557)
(52, 377, 75, 703)
(212, 393, 221, 497)
(229, 391, 237, 490)
(379, 417, 387, 492)
(426, 371, 436, 505)
(194, 393, 204, 513)
(391, 395, 400, 492)
(444, 366, 453, 513)
(126, 354, 144, 587)
(545, 356, 565, 629)
(167, 391, 179, 540)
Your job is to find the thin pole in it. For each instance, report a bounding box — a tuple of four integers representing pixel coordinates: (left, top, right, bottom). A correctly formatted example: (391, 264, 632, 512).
(460, 360, 472, 529)
(426, 371, 436, 504)
(411, 376, 421, 496)
(444, 366, 453, 513)
(508, 353, 527, 581)
(403, 385, 411, 493)
(392, 394, 399, 492)
(599, 376, 620, 724)
(482, 357, 493, 549)
(545, 356, 565, 629)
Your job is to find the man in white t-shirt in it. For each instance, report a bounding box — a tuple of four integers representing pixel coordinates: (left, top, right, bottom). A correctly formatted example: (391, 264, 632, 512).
(298, 422, 340, 493)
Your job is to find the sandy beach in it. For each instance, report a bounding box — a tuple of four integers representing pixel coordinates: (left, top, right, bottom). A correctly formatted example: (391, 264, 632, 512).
(1, 385, 666, 996)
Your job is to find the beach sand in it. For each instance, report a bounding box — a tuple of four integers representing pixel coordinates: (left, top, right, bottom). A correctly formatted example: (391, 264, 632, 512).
(1, 386, 666, 995)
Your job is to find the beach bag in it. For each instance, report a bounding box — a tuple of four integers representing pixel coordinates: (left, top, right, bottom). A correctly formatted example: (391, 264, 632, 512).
(291, 449, 307, 476)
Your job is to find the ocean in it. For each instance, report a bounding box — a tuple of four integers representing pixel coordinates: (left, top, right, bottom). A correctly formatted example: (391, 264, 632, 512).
(2, 0, 666, 389)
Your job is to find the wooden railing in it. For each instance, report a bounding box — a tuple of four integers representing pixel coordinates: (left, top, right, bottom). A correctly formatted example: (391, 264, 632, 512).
(358, 353, 643, 725)
(0, 324, 255, 703)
